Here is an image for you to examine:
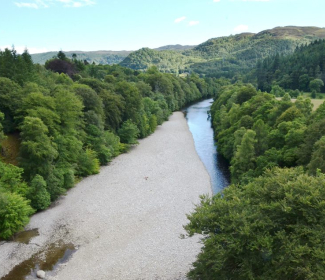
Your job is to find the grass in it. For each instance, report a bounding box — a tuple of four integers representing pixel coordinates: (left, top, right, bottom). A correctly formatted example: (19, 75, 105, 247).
(276, 92, 325, 111)
(310, 99, 325, 110)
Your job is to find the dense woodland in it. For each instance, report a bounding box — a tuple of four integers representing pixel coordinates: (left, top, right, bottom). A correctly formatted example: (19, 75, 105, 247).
(185, 82, 325, 278)
(255, 39, 325, 94)
(0, 48, 220, 239)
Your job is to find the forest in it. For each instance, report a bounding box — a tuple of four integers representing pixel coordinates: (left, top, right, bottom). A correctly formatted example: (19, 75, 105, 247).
(254, 39, 325, 94)
(0, 48, 220, 239)
(185, 81, 325, 277)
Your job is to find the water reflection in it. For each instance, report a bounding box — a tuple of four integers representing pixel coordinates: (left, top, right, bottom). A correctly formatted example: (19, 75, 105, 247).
(185, 99, 230, 194)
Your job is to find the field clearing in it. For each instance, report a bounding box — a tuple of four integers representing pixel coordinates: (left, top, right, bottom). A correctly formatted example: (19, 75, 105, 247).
(276, 97, 324, 111)
(310, 99, 325, 110)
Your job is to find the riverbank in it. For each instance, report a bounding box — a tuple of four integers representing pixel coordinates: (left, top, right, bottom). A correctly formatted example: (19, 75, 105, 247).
(0, 112, 212, 280)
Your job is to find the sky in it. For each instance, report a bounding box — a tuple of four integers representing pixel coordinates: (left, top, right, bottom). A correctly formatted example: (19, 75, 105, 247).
(0, 0, 324, 53)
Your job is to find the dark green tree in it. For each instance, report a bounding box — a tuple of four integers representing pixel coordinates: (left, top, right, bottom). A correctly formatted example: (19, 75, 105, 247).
(185, 167, 325, 280)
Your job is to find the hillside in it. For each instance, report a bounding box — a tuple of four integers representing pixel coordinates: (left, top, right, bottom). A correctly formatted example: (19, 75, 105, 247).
(120, 26, 325, 77)
(119, 47, 204, 74)
(31, 45, 195, 65)
(31, 50, 132, 65)
(154, 44, 196, 51)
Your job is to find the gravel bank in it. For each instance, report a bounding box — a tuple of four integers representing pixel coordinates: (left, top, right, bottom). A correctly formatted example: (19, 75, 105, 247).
(0, 112, 212, 280)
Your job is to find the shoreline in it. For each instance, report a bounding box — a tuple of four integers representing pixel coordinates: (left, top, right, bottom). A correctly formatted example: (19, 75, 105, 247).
(0, 112, 212, 280)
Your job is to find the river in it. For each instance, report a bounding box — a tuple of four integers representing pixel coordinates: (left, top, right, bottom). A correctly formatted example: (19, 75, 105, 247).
(185, 98, 230, 194)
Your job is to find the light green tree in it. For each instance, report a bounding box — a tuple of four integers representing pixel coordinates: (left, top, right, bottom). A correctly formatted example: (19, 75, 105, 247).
(0, 192, 34, 239)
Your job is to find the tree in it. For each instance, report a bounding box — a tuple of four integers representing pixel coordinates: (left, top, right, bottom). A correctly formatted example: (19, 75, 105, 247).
(0, 192, 34, 239)
(299, 74, 310, 91)
(19, 116, 58, 179)
(308, 136, 325, 175)
(98, 90, 124, 131)
(114, 81, 142, 123)
(118, 120, 140, 144)
(45, 59, 76, 77)
(0, 77, 23, 132)
(230, 129, 256, 183)
(253, 119, 269, 156)
(185, 167, 325, 280)
(27, 175, 51, 210)
(0, 161, 28, 196)
(309, 79, 324, 93)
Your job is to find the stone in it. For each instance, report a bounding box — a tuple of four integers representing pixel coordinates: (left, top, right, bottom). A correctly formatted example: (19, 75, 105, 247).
(36, 270, 46, 279)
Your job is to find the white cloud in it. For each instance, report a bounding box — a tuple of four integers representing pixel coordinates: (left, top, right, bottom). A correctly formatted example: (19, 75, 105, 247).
(189, 21, 199, 26)
(56, 0, 95, 7)
(14, 0, 95, 8)
(234, 24, 249, 32)
(15, 2, 39, 8)
(174, 16, 186, 23)
(213, 0, 221, 2)
(241, 0, 270, 1)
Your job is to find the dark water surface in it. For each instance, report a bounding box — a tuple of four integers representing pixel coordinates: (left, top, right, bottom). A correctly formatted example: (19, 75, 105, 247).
(185, 98, 230, 194)
(2, 240, 76, 280)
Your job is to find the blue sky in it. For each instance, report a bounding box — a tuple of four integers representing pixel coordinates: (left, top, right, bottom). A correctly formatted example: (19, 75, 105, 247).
(0, 0, 324, 53)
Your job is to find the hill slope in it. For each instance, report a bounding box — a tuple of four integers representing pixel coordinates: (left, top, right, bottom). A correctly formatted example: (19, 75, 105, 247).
(31, 50, 132, 65)
(30, 45, 195, 65)
(120, 26, 325, 77)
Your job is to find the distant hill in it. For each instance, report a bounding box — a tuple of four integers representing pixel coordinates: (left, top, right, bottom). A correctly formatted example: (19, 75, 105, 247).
(154, 44, 196, 51)
(31, 50, 132, 65)
(120, 26, 325, 77)
(30, 45, 195, 65)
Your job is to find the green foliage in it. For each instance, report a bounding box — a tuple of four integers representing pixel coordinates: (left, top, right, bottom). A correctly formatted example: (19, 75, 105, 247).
(28, 175, 51, 211)
(0, 191, 34, 239)
(0, 48, 35, 86)
(270, 84, 285, 97)
(0, 161, 28, 196)
(211, 83, 317, 182)
(76, 149, 100, 177)
(185, 167, 325, 280)
(19, 116, 58, 180)
(309, 78, 324, 93)
(256, 39, 325, 93)
(230, 130, 256, 183)
(308, 136, 325, 175)
(0, 77, 23, 132)
(118, 120, 140, 144)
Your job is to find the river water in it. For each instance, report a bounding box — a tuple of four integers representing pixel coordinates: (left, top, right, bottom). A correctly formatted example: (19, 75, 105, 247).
(185, 98, 230, 194)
